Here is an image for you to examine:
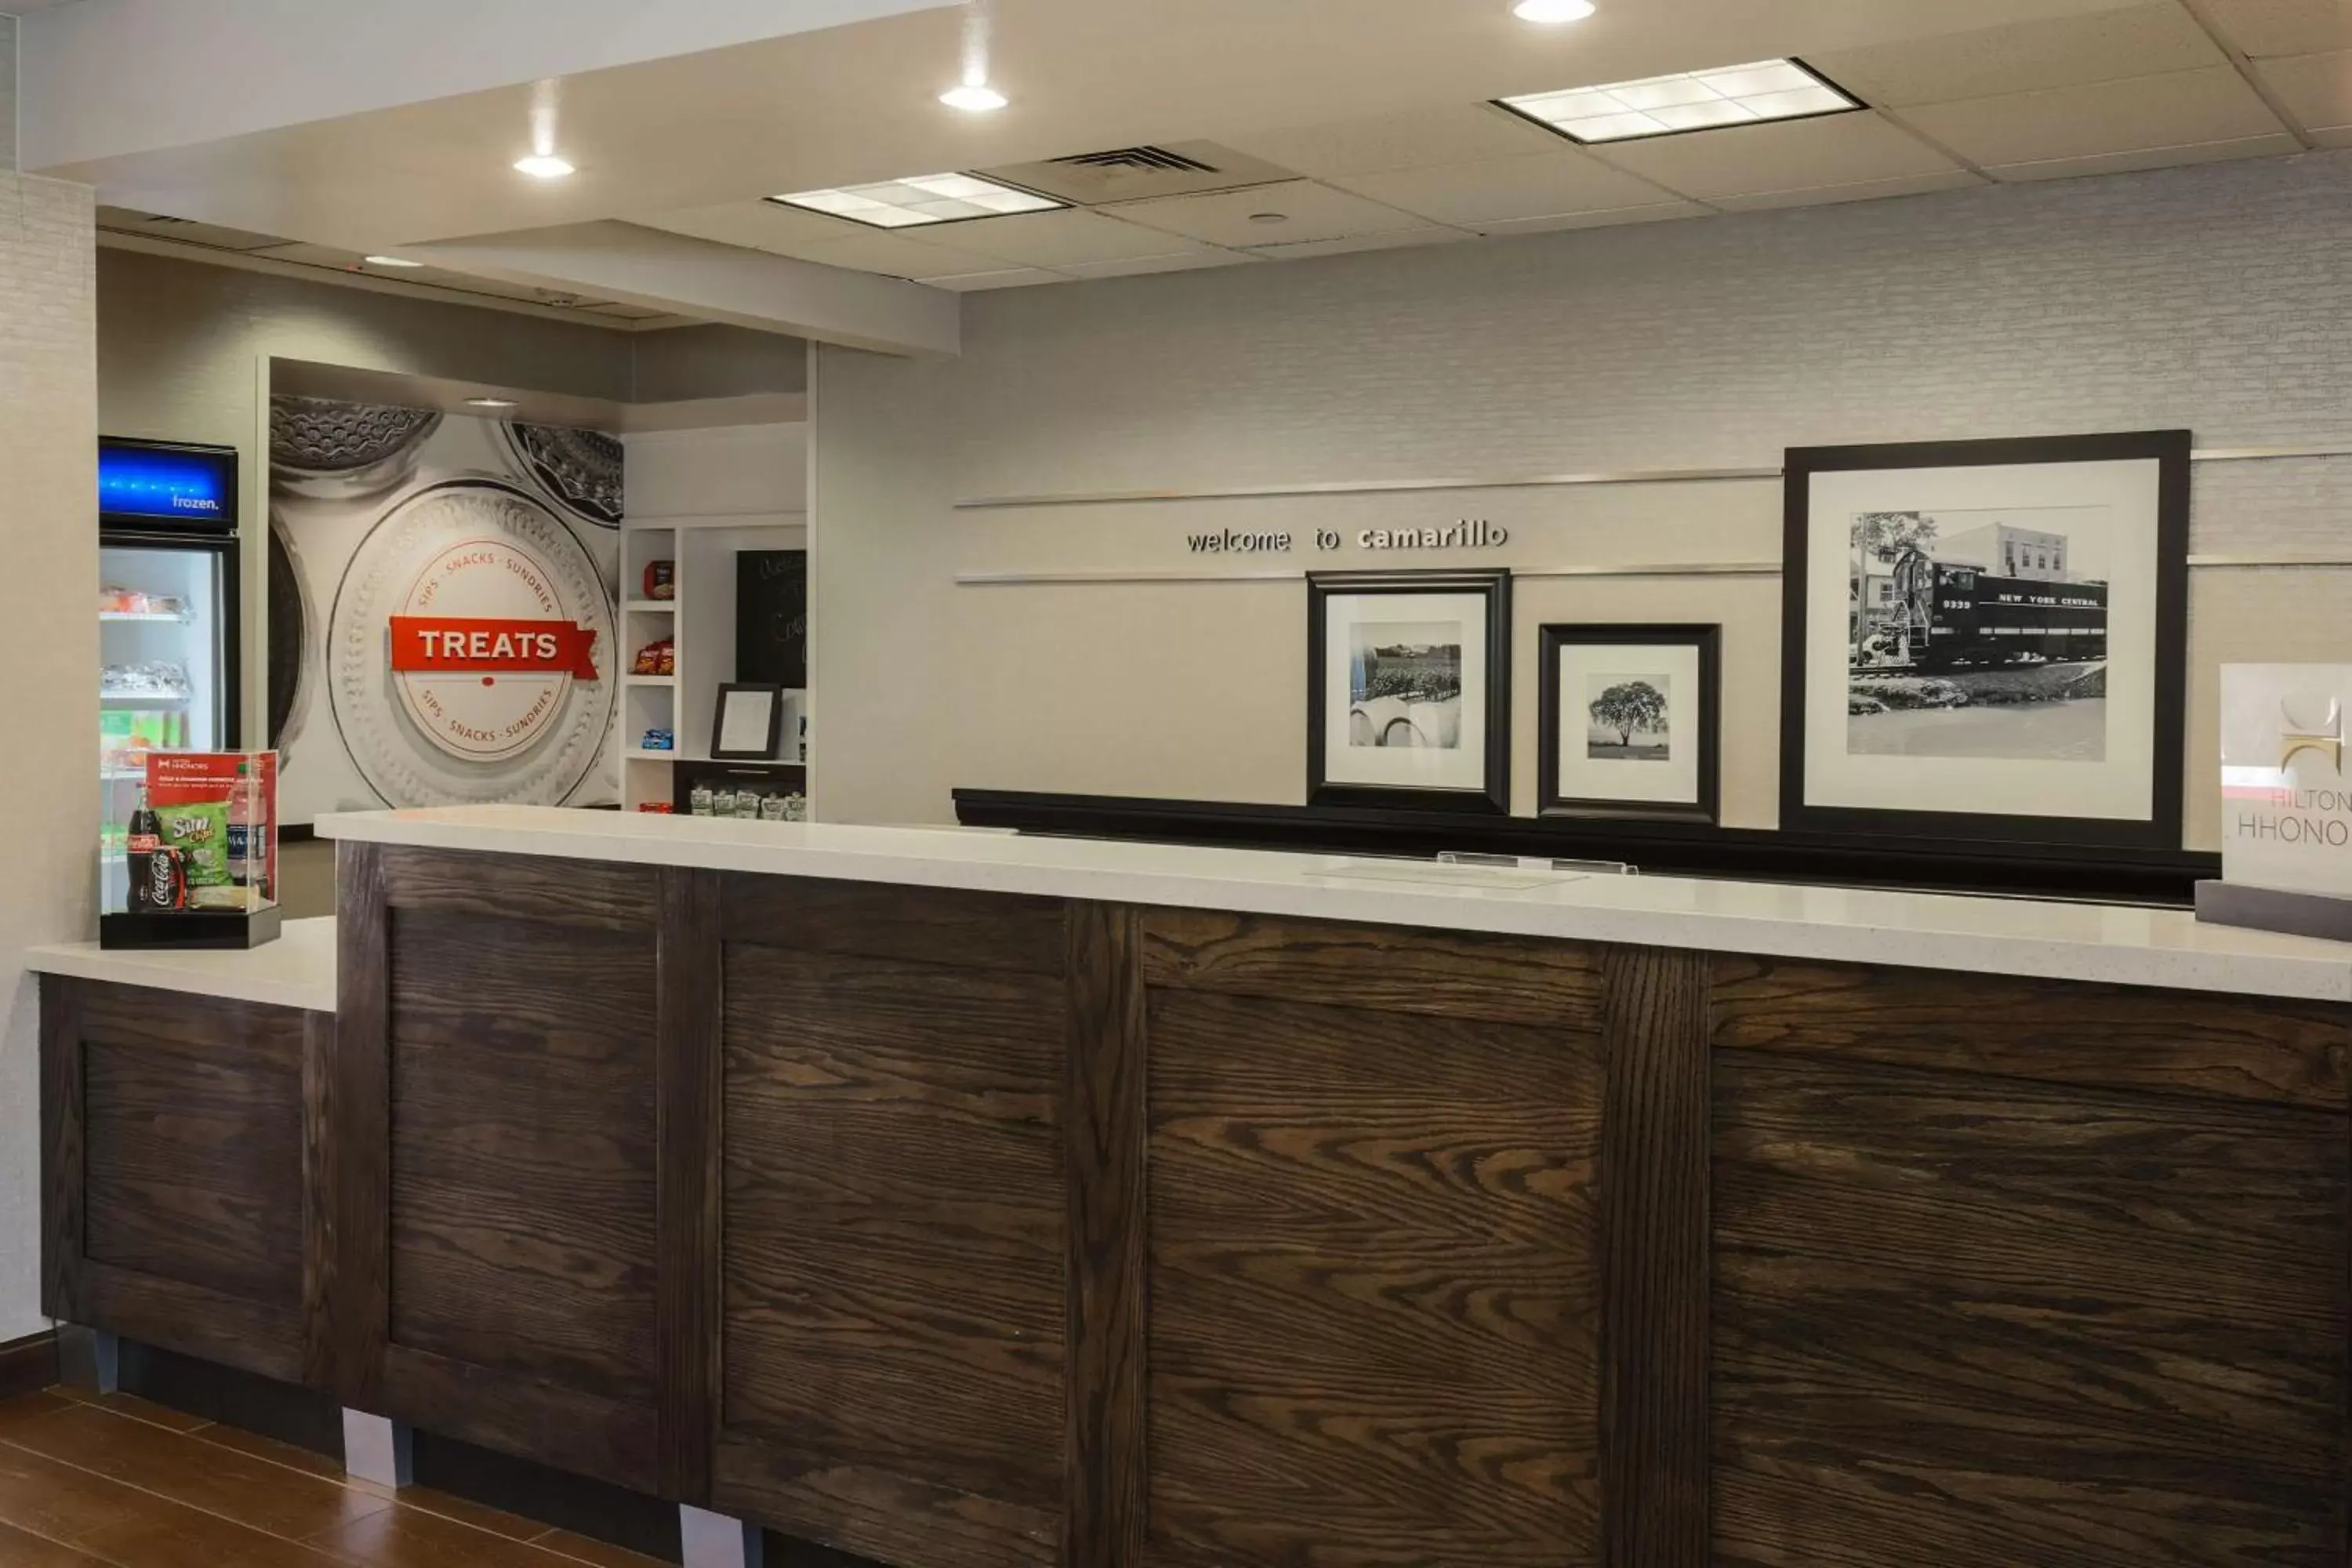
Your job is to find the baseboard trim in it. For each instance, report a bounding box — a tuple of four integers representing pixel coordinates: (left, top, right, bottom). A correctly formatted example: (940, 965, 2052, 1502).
(0, 1329, 59, 1400)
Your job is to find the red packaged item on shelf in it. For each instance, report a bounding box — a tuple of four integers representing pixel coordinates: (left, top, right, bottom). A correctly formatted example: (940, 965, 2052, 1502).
(632, 637, 675, 676)
(643, 560, 676, 601)
(636, 801, 676, 813)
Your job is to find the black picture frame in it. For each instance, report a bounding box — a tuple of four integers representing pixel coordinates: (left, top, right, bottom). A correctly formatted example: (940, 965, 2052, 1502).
(711, 682, 785, 761)
(1537, 623, 1721, 825)
(1307, 568, 1511, 815)
(1780, 428, 2190, 851)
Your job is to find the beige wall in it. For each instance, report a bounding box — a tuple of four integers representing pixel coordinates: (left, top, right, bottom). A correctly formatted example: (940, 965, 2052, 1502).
(0, 172, 97, 1337)
(815, 148, 2352, 846)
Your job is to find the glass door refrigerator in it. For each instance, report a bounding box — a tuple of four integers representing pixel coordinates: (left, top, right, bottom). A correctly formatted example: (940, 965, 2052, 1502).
(97, 438, 241, 910)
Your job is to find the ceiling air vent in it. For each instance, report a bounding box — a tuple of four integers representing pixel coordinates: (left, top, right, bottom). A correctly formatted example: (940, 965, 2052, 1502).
(1053, 146, 1220, 176)
(978, 140, 1298, 206)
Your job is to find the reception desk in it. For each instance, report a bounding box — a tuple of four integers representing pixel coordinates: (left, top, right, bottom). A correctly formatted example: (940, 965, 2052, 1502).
(31, 806, 2352, 1568)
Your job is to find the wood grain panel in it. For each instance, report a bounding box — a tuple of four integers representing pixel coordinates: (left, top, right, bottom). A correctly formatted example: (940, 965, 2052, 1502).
(382, 1343, 658, 1495)
(720, 938, 1066, 1557)
(1143, 908, 1602, 1030)
(331, 838, 392, 1409)
(1064, 903, 1147, 1568)
(387, 906, 659, 1401)
(299, 1011, 336, 1391)
(1597, 946, 1708, 1568)
(1714, 955, 2351, 1109)
(40, 979, 86, 1325)
(1145, 982, 1603, 1568)
(657, 866, 723, 1504)
(378, 844, 652, 931)
(1714, 1049, 2347, 1567)
(77, 1263, 305, 1387)
(721, 873, 1065, 975)
(80, 1031, 302, 1305)
(714, 1434, 1057, 1568)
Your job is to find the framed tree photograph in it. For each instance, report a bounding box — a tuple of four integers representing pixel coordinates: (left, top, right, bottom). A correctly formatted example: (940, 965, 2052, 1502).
(1308, 569, 1510, 814)
(1539, 624, 1720, 824)
(1780, 429, 2190, 849)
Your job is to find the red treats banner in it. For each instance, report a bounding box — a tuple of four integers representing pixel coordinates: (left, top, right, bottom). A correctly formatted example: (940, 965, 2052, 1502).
(389, 616, 601, 680)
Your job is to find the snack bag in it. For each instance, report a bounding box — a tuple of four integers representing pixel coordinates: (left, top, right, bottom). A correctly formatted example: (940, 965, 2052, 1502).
(159, 800, 234, 904)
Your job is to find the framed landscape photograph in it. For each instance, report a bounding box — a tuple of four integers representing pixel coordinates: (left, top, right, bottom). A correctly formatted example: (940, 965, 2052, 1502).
(1780, 430, 2190, 849)
(1308, 569, 1510, 814)
(1539, 624, 1720, 823)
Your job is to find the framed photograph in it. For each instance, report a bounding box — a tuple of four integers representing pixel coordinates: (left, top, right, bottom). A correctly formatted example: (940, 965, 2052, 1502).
(1308, 569, 1510, 814)
(1781, 430, 2190, 849)
(1539, 624, 1720, 824)
(712, 682, 784, 760)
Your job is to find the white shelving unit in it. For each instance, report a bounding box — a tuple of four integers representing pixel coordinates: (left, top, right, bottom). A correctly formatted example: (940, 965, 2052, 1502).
(616, 421, 811, 813)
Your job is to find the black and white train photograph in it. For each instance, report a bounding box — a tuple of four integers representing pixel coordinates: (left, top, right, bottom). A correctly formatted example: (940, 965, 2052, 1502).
(1847, 506, 2111, 762)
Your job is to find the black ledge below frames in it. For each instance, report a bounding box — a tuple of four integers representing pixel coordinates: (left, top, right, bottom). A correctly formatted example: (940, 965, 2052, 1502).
(950, 789, 2220, 906)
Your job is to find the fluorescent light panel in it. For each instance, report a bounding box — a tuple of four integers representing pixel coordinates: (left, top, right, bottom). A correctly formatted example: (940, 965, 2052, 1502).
(1501, 59, 1859, 144)
(768, 172, 1063, 229)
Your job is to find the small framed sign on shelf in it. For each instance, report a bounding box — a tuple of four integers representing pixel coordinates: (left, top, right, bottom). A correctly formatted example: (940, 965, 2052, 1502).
(712, 682, 785, 760)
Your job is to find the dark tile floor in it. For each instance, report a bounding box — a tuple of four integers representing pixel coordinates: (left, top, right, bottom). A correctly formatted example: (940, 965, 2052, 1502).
(0, 1385, 662, 1567)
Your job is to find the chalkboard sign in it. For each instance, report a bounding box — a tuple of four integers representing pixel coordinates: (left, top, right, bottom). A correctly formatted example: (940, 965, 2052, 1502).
(735, 550, 808, 689)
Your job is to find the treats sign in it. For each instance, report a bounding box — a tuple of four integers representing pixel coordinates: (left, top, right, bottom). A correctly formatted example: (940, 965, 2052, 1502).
(387, 535, 608, 763)
(391, 617, 601, 680)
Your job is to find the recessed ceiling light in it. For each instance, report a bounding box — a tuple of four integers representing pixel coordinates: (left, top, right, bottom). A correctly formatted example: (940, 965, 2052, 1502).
(1512, 0, 1595, 21)
(1499, 58, 1860, 143)
(768, 172, 1064, 229)
(939, 83, 1008, 112)
(513, 154, 576, 179)
(362, 256, 423, 269)
(463, 397, 519, 410)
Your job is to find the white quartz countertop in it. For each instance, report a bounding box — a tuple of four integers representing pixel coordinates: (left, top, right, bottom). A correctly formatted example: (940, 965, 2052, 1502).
(24, 915, 337, 1014)
(314, 805, 2352, 1004)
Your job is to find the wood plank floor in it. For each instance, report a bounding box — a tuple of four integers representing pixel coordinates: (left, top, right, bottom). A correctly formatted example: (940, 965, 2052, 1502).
(0, 1386, 666, 1567)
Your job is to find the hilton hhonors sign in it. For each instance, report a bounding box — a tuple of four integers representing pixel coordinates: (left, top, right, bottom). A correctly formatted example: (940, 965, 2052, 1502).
(2220, 663, 2352, 895)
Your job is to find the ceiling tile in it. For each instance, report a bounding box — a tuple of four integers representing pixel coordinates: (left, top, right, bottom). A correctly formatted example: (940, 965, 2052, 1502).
(1242, 227, 1475, 261)
(1807, 3, 2227, 107)
(1476, 202, 1708, 237)
(1105, 180, 1425, 249)
(637, 201, 867, 253)
(1218, 103, 1565, 178)
(1710, 169, 1990, 212)
(1062, 251, 1260, 279)
(1593, 111, 1960, 201)
(2196, 0, 2352, 58)
(1983, 131, 2304, 181)
(1329, 149, 1670, 226)
(2253, 47, 2352, 132)
(1900, 64, 2287, 167)
(776, 228, 1006, 278)
(917, 267, 1066, 291)
(942, 207, 1218, 268)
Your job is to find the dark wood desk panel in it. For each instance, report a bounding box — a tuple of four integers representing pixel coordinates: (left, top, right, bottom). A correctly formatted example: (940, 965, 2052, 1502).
(712, 876, 1069, 1568)
(1142, 910, 1610, 1568)
(42, 978, 325, 1387)
(1713, 959, 2351, 1567)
